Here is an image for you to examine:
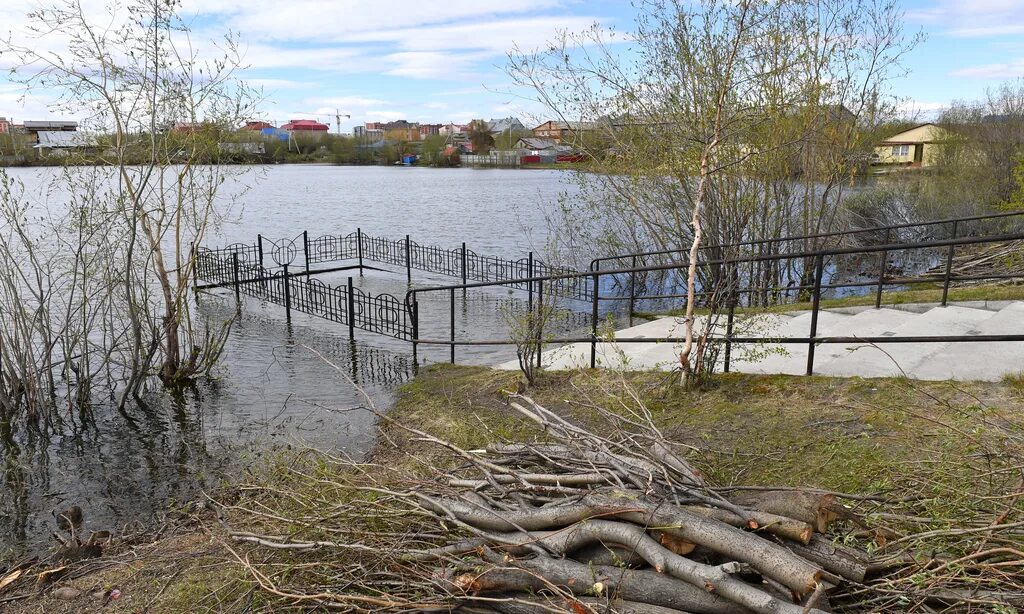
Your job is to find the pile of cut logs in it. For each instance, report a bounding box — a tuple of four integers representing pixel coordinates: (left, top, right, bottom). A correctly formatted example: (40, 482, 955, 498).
(924, 239, 1024, 284)
(402, 396, 878, 613)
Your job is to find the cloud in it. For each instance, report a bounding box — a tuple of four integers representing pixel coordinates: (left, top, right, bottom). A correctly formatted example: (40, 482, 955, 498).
(185, 0, 567, 43)
(950, 61, 1024, 79)
(909, 0, 1024, 38)
(383, 51, 490, 80)
(897, 99, 947, 119)
(340, 16, 602, 53)
(247, 78, 318, 90)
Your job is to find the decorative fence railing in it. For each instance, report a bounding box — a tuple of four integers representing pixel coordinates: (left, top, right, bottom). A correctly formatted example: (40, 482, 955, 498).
(195, 248, 413, 341)
(200, 229, 593, 302)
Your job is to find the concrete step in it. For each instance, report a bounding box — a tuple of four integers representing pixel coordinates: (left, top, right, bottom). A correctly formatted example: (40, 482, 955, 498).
(816, 305, 997, 378)
(812, 308, 918, 365)
(905, 301, 1024, 381)
(729, 311, 853, 375)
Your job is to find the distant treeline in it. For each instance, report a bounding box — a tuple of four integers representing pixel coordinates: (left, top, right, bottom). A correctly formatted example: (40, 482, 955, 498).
(0, 130, 466, 167)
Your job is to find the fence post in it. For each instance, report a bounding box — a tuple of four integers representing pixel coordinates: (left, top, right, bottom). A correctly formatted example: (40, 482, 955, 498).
(806, 253, 824, 376)
(450, 287, 456, 364)
(461, 242, 468, 294)
(303, 230, 310, 272)
(536, 279, 544, 369)
(283, 263, 292, 322)
(190, 241, 199, 295)
(724, 263, 737, 373)
(629, 254, 637, 327)
(941, 221, 959, 307)
(347, 276, 355, 339)
(527, 252, 534, 312)
(357, 227, 364, 275)
(590, 271, 600, 369)
(875, 227, 890, 309)
(405, 234, 412, 283)
(232, 251, 241, 302)
(257, 234, 264, 267)
(411, 298, 419, 363)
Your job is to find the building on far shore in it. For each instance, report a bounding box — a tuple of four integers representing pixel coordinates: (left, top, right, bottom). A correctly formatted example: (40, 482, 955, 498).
(532, 120, 599, 144)
(281, 119, 330, 141)
(240, 120, 275, 132)
(34, 131, 95, 156)
(486, 117, 526, 135)
(873, 123, 951, 168)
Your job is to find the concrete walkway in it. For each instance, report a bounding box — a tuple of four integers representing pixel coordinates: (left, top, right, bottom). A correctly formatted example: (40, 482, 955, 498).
(495, 301, 1024, 381)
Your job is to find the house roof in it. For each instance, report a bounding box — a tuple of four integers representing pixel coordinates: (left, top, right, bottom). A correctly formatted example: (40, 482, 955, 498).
(516, 137, 559, 150)
(533, 120, 599, 131)
(241, 121, 274, 131)
(282, 119, 329, 131)
(23, 120, 78, 131)
(486, 117, 526, 133)
(34, 131, 94, 148)
(879, 123, 949, 145)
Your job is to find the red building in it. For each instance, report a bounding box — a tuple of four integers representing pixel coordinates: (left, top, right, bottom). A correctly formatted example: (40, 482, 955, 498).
(281, 119, 329, 132)
(241, 121, 275, 131)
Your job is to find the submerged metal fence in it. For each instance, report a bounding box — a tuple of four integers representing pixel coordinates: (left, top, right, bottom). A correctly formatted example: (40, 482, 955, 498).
(195, 248, 413, 340)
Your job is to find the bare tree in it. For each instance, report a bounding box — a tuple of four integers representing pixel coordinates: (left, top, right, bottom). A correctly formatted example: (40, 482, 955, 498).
(0, 0, 256, 423)
(509, 0, 921, 384)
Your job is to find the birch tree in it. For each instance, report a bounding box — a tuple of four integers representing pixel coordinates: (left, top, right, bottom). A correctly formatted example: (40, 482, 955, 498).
(510, 0, 921, 385)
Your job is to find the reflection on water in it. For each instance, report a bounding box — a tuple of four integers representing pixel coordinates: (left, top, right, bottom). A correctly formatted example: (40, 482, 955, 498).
(0, 293, 417, 559)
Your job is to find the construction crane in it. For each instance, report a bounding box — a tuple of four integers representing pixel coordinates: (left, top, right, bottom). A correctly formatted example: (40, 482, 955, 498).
(293, 109, 351, 135)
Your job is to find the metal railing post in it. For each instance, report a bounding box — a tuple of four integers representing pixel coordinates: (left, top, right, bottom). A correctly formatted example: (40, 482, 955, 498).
(257, 234, 264, 267)
(942, 220, 959, 307)
(190, 241, 198, 295)
(590, 271, 599, 369)
(347, 276, 355, 339)
(527, 252, 534, 311)
(461, 242, 468, 294)
(449, 287, 456, 364)
(628, 255, 637, 327)
(536, 279, 544, 369)
(806, 253, 824, 376)
(357, 227, 364, 275)
(282, 263, 292, 322)
(303, 230, 310, 272)
(232, 251, 241, 302)
(405, 234, 412, 282)
(411, 298, 419, 363)
(724, 262, 737, 373)
(875, 227, 890, 309)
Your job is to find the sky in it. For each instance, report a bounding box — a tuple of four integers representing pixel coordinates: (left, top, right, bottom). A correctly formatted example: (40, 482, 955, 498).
(3, 0, 1024, 130)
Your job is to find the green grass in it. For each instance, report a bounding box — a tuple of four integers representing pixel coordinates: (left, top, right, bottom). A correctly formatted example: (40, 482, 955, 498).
(380, 365, 1023, 498)
(636, 281, 1024, 319)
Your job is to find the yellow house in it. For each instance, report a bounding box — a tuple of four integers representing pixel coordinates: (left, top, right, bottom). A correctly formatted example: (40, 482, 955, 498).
(873, 123, 951, 167)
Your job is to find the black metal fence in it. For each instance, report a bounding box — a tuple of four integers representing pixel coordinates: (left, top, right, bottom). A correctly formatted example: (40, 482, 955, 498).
(195, 248, 413, 341)
(201, 230, 594, 302)
(408, 229, 1024, 374)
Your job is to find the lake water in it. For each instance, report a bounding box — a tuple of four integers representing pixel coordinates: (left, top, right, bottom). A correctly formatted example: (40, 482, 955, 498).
(0, 165, 581, 558)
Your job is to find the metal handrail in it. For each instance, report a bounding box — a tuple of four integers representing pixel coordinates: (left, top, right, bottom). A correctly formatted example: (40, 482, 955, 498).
(408, 230, 1024, 373)
(588, 208, 1024, 271)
